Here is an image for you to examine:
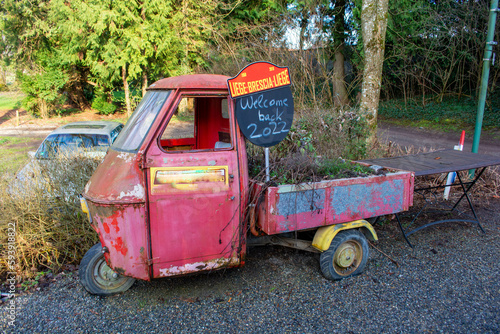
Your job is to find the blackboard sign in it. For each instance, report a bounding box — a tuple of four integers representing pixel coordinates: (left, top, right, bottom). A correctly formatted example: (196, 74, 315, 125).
(228, 62, 294, 147)
(234, 87, 294, 147)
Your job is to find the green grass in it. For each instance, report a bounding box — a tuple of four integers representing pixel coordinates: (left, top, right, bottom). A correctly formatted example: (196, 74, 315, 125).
(0, 93, 23, 111)
(379, 94, 500, 133)
(0, 136, 42, 174)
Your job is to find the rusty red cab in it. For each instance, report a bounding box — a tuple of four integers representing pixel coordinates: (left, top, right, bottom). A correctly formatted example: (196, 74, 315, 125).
(79, 74, 413, 296)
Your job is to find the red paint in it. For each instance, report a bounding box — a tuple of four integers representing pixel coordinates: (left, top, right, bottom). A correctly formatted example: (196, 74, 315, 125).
(103, 223, 110, 234)
(160, 138, 195, 148)
(459, 130, 466, 146)
(151, 74, 229, 90)
(111, 237, 128, 256)
(85, 150, 145, 204)
(109, 211, 121, 233)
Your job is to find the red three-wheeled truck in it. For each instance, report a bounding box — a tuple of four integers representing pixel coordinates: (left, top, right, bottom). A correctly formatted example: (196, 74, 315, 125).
(79, 74, 413, 295)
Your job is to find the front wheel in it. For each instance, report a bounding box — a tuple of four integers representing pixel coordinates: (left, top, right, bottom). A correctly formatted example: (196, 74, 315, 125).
(79, 243, 135, 296)
(320, 230, 369, 280)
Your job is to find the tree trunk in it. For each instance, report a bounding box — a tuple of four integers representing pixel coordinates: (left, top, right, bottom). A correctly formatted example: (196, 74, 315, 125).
(181, 0, 190, 73)
(122, 65, 132, 117)
(360, 0, 389, 147)
(67, 68, 91, 110)
(142, 73, 148, 97)
(141, 3, 147, 98)
(39, 99, 48, 119)
(0, 65, 6, 87)
(333, 46, 348, 107)
(299, 9, 309, 51)
(333, 0, 349, 108)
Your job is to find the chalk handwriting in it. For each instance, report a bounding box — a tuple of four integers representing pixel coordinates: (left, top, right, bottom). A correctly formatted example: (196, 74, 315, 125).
(247, 121, 289, 139)
(258, 109, 283, 122)
(239, 94, 288, 110)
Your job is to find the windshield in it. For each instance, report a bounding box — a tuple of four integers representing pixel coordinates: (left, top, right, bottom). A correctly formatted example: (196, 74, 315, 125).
(35, 133, 110, 159)
(112, 90, 171, 152)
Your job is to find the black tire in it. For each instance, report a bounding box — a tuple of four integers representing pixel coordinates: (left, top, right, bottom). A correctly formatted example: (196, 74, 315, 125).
(79, 243, 135, 296)
(320, 230, 369, 280)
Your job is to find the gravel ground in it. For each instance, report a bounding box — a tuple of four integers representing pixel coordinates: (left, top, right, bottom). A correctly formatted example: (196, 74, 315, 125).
(1, 199, 499, 333)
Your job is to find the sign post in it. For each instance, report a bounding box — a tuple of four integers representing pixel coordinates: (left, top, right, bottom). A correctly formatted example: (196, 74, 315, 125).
(228, 62, 294, 181)
(265, 147, 270, 181)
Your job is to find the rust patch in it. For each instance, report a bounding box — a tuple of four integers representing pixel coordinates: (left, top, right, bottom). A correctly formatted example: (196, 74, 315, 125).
(113, 266, 126, 275)
(157, 257, 238, 277)
(94, 205, 118, 219)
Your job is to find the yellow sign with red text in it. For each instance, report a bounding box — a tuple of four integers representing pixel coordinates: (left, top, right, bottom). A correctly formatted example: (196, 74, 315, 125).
(227, 62, 291, 98)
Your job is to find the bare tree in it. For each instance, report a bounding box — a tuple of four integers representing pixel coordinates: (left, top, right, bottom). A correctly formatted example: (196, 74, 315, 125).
(332, 0, 349, 108)
(359, 0, 389, 146)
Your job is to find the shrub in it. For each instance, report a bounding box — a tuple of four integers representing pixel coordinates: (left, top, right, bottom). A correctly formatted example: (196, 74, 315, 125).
(247, 106, 370, 184)
(250, 106, 368, 160)
(91, 93, 117, 115)
(18, 68, 68, 119)
(0, 151, 100, 281)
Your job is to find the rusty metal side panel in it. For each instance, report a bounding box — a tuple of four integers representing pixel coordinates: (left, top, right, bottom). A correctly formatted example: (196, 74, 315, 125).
(84, 150, 145, 204)
(257, 171, 414, 235)
(328, 177, 405, 221)
(407, 173, 415, 207)
(88, 203, 150, 281)
(266, 186, 326, 233)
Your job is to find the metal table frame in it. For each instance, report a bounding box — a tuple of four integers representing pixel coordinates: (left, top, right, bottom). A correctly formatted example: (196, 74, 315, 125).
(394, 167, 486, 247)
(359, 150, 500, 247)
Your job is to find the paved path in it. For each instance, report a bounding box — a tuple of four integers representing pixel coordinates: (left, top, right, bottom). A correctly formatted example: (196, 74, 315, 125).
(0, 125, 56, 138)
(378, 122, 500, 157)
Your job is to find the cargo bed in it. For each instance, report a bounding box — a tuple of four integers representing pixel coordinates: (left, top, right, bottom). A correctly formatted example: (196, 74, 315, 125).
(254, 168, 414, 235)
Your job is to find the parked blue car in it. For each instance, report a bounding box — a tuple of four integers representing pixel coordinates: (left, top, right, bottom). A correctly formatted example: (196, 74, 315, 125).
(33, 121, 124, 159)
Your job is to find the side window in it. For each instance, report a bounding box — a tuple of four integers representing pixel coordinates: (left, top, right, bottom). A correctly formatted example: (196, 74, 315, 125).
(160, 97, 196, 151)
(159, 96, 231, 152)
(110, 124, 124, 143)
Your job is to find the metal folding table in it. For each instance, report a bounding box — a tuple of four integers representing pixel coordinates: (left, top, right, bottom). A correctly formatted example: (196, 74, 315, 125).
(359, 149, 500, 247)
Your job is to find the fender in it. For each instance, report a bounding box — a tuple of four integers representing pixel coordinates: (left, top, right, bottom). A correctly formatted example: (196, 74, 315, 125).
(312, 220, 378, 251)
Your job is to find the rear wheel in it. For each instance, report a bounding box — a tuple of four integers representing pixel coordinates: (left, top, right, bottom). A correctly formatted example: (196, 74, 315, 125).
(79, 243, 135, 296)
(320, 230, 369, 280)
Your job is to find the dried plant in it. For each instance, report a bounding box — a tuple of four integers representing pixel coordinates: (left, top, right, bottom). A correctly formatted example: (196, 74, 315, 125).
(0, 151, 100, 281)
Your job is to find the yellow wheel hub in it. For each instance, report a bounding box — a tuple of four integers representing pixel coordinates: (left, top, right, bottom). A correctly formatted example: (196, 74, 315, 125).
(332, 240, 362, 276)
(334, 243, 356, 267)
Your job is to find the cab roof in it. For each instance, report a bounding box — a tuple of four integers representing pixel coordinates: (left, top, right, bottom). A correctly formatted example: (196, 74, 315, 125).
(148, 74, 230, 91)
